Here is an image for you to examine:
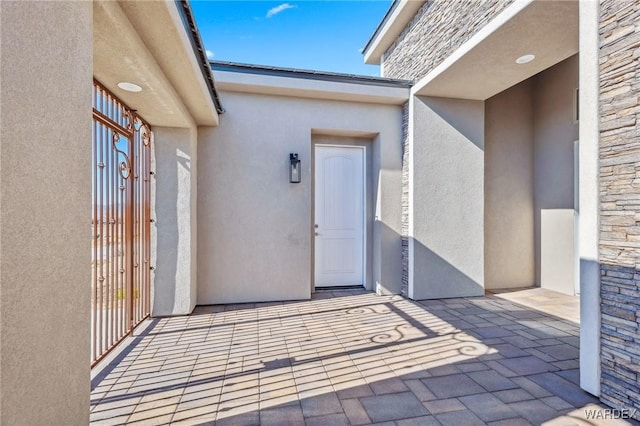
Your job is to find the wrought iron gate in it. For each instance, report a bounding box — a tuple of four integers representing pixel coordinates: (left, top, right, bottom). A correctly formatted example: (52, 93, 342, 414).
(91, 80, 152, 366)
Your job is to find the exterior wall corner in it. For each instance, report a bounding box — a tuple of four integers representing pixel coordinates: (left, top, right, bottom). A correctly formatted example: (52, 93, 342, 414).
(0, 1, 93, 423)
(151, 126, 199, 316)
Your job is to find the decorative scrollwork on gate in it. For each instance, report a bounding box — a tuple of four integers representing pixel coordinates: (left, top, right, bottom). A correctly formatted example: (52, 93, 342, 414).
(123, 110, 135, 132)
(140, 123, 151, 147)
(111, 133, 132, 180)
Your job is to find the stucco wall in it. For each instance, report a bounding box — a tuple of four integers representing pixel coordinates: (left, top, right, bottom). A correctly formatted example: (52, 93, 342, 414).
(598, 0, 640, 417)
(485, 81, 535, 289)
(0, 1, 92, 424)
(533, 55, 579, 295)
(400, 102, 410, 297)
(483, 55, 578, 292)
(198, 91, 402, 304)
(152, 127, 199, 316)
(410, 96, 485, 299)
(382, 0, 514, 80)
(578, 0, 601, 397)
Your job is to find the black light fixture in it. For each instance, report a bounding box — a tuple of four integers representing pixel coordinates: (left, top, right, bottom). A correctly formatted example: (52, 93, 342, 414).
(289, 153, 301, 183)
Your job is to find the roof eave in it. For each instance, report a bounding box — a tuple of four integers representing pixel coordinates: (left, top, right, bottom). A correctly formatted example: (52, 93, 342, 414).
(175, 0, 225, 114)
(210, 60, 412, 88)
(362, 0, 426, 65)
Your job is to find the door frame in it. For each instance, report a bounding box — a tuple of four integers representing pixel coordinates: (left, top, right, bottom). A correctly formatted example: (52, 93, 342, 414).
(312, 143, 367, 290)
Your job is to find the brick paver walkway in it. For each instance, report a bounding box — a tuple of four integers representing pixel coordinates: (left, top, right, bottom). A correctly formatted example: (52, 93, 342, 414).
(90, 290, 635, 425)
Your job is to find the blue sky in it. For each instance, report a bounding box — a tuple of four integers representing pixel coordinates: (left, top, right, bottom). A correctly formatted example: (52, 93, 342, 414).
(191, 1, 392, 76)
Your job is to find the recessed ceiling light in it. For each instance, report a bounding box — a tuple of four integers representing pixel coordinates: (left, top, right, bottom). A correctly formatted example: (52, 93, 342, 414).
(515, 54, 535, 65)
(117, 82, 142, 92)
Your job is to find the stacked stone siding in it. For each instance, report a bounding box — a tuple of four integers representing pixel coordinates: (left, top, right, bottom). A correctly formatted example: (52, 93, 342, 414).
(401, 101, 409, 296)
(599, 0, 640, 418)
(382, 0, 514, 81)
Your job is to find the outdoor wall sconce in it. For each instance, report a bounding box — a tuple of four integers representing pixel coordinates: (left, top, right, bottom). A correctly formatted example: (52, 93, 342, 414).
(290, 153, 301, 183)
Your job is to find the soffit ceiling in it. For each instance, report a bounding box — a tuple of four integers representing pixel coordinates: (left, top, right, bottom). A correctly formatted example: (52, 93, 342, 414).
(414, 0, 579, 100)
(93, 1, 218, 127)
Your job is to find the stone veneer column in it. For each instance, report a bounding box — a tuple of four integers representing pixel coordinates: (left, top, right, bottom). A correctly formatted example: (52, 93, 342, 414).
(598, 0, 640, 418)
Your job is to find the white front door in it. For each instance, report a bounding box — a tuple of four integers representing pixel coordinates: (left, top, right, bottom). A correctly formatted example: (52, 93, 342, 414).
(314, 146, 365, 287)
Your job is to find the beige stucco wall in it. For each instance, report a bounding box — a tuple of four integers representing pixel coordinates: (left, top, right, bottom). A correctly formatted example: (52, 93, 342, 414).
(151, 127, 199, 316)
(483, 55, 578, 293)
(578, 0, 600, 397)
(533, 55, 579, 295)
(485, 81, 535, 289)
(0, 1, 92, 424)
(197, 91, 402, 304)
(410, 96, 485, 299)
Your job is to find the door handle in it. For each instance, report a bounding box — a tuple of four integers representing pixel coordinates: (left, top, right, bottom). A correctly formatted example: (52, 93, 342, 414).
(315, 232, 320, 236)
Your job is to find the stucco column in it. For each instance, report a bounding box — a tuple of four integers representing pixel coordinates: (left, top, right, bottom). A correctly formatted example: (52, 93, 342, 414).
(0, 2, 92, 424)
(373, 131, 403, 296)
(409, 95, 485, 299)
(151, 127, 198, 316)
(578, 0, 601, 397)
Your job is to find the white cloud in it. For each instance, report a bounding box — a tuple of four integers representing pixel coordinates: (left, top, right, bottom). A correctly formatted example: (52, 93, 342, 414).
(206, 50, 215, 59)
(266, 3, 296, 18)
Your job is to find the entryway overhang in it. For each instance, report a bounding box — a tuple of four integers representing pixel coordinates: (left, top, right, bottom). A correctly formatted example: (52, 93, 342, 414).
(93, 1, 220, 127)
(412, 0, 578, 100)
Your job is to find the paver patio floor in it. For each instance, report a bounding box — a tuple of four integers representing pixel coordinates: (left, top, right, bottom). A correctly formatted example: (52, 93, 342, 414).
(90, 290, 636, 425)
